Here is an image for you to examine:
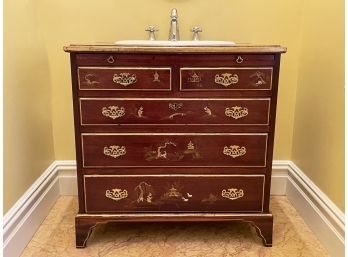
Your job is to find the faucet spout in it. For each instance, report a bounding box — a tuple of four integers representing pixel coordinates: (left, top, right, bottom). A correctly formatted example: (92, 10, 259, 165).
(169, 8, 180, 41)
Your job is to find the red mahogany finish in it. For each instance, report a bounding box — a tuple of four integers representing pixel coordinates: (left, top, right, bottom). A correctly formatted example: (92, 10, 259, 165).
(65, 44, 286, 248)
(180, 67, 273, 91)
(79, 98, 271, 126)
(83, 175, 265, 213)
(81, 133, 268, 168)
(78, 67, 171, 91)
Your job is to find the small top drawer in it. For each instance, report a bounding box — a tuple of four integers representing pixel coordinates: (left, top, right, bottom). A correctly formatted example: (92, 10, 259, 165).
(75, 54, 156, 66)
(180, 67, 273, 91)
(78, 67, 171, 91)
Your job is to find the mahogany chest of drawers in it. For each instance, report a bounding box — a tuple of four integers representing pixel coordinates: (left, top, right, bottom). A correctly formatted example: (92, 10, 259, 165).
(64, 44, 286, 248)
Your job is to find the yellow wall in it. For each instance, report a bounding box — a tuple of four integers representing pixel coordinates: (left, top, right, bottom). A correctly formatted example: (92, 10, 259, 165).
(35, 0, 302, 160)
(292, 0, 344, 210)
(4, 0, 55, 212)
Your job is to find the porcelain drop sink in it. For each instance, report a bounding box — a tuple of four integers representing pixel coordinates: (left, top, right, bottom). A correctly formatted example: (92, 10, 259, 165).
(115, 40, 235, 47)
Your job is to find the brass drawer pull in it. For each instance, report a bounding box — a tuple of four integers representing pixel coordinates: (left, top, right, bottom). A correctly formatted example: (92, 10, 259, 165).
(214, 73, 239, 87)
(105, 188, 128, 201)
(222, 188, 244, 200)
(223, 145, 246, 158)
(103, 145, 126, 158)
(236, 56, 243, 64)
(102, 106, 125, 119)
(225, 106, 249, 119)
(107, 55, 115, 64)
(113, 73, 137, 87)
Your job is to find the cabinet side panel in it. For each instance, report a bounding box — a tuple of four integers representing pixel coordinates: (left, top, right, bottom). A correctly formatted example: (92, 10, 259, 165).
(70, 53, 85, 213)
(263, 53, 281, 212)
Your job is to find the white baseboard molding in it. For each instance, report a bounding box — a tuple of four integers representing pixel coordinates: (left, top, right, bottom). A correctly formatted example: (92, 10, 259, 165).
(3, 160, 344, 257)
(286, 161, 345, 257)
(3, 162, 61, 257)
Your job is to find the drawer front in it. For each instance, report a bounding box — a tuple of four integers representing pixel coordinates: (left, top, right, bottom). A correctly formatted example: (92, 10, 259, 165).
(76, 54, 156, 66)
(78, 67, 171, 91)
(81, 133, 268, 168)
(80, 98, 270, 126)
(84, 174, 265, 213)
(180, 67, 273, 91)
(75, 54, 275, 66)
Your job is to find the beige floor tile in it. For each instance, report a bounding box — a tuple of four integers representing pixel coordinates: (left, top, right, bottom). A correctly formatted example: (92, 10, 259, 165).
(20, 196, 329, 257)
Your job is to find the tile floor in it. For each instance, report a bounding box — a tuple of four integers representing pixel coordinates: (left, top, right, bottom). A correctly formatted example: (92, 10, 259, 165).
(20, 196, 329, 257)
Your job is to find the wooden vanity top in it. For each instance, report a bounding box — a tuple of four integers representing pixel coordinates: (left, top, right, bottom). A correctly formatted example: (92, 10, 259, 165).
(63, 44, 287, 53)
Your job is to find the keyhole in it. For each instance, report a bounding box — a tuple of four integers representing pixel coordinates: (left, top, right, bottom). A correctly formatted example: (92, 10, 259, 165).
(236, 56, 243, 64)
(107, 56, 115, 64)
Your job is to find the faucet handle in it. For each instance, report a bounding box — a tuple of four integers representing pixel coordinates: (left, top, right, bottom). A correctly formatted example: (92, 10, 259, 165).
(145, 26, 158, 41)
(191, 26, 202, 41)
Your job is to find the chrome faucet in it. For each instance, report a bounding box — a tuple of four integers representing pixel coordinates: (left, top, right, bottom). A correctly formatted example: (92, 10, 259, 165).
(145, 26, 158, 41)
(168, 8, 179, 41)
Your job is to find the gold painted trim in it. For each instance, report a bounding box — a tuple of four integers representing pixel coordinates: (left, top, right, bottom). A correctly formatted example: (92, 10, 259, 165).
(77, 67, 172, 91)
(83, 174, 265, 213)
(179, 67, 273, 91)
(85, 174, 265, 177)
(80, 97, 270, 100)
(80, 133, 268, 168)
(81, 132, 268, 136)
(76, 213, 273, 217)
(79, 98, 271, 126)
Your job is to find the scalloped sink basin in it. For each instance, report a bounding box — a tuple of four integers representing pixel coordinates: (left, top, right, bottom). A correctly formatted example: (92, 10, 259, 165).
(115, 40, 235, 47)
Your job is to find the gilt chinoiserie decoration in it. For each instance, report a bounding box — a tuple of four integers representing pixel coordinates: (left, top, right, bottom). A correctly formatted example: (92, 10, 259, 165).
(81, 134, 267, 167)
(187, 71, 202, 83)
(153, 71, 160, 82)
(64, 43, 286, 248)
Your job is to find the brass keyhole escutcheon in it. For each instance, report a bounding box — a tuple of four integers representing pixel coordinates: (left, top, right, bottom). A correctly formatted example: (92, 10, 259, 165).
(107, 56, 115, 64)
(236, 56, 243, 64)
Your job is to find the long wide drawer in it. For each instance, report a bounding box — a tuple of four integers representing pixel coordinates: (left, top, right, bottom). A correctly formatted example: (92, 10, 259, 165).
(79, 98, 270, 126)
(83, 174, 265, 213)
(180, 67, 273, 91)
(81, 133, 268, 168)
(78, 67, 171, 91)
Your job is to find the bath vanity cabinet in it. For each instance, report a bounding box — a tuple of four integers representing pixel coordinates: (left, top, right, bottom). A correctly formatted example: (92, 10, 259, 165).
(64, 44, 286, 248)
